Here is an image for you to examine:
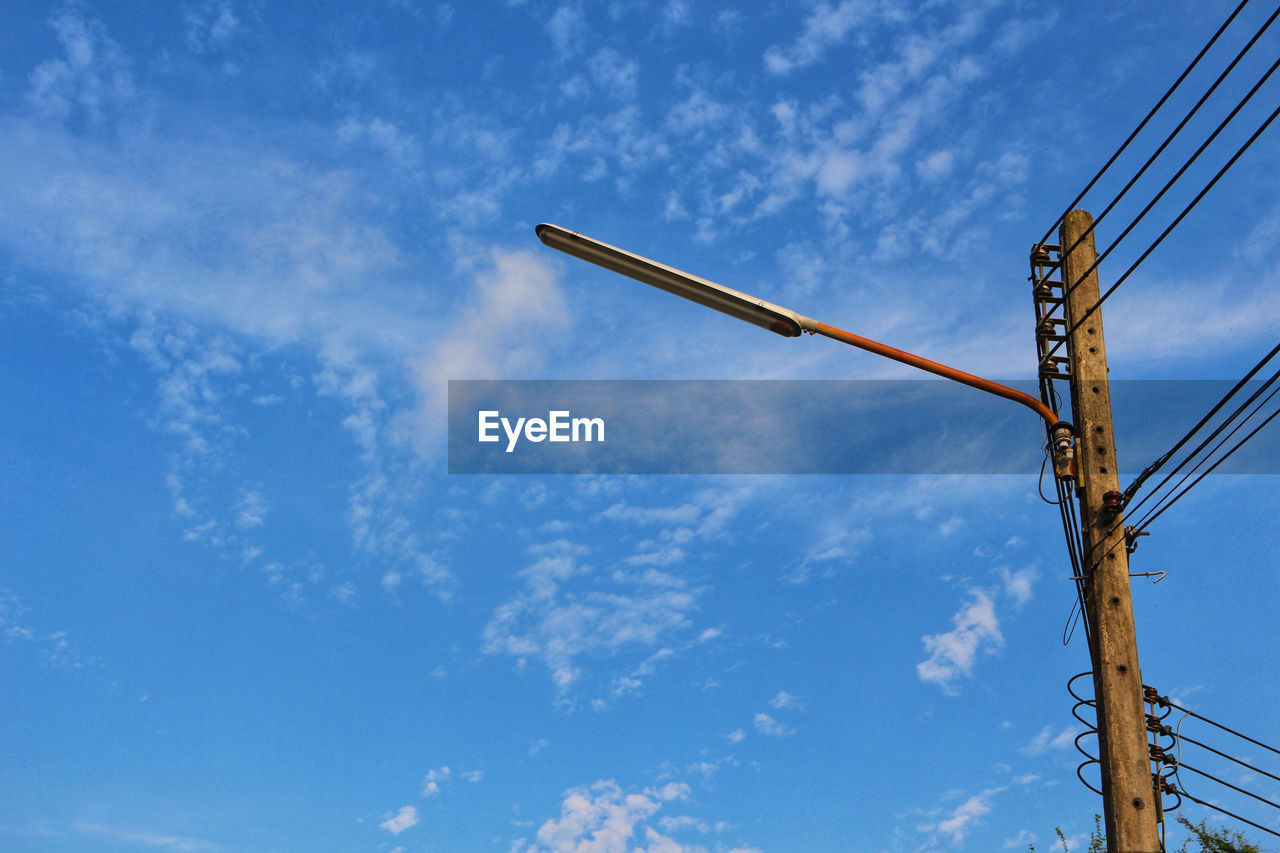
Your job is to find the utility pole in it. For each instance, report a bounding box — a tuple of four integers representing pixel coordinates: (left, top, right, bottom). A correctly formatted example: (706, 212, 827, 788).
(1062, 209, 1162, 853)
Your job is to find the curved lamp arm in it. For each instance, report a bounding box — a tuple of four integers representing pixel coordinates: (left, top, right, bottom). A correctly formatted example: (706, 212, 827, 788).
(536, 222, 1063, 427)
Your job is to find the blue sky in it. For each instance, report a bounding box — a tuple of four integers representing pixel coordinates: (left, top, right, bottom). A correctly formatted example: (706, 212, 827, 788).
(2, 1, 1279, 851)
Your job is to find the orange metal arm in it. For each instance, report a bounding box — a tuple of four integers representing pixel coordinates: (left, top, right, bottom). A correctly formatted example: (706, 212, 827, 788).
(812, 322, 1061, 426)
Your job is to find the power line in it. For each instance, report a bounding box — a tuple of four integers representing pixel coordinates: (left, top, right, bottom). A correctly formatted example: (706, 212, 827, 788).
(1144, 687, 1280, 838)
(1124, 341, 1280, 502)
(1178, 732, 1280, 785)
(1050, 2, 1280, 279)
(1131, 385, 1280, 532)
(1155, 691, 1280, 758)
(1124, 361, 1280, 521)
(1036, 0, 1257, 248)
(1177, 761, 1280, 812)
(1051, 98, 1280, 366)
(1046, 61, 1280, 362)
(1174, 787, 1280, 840)
(1126, 368, 1280, 522)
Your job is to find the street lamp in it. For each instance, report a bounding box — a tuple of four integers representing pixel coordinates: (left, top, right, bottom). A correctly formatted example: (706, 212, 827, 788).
(536, 223, 1075, 465)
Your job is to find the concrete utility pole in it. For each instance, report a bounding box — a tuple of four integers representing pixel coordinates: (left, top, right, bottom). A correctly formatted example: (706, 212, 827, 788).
(1061, 210, 1162, 853)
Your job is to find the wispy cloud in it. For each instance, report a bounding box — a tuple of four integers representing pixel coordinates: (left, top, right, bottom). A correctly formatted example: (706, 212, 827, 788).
(917, 787, 1005, 846)
(379, 805, 419, 835)
(513, 779, 760, 853)
(481, 548, 699, 698)
(74, 821, 220, 852)
(998, 565, 1039, 609)
(916, 589, 1004, 695)
(27, 11, 138, 128)
(763, 1, 877, 75)
(752, 712, 793, 738)
(1021, 724, 1079, 757)
(768, 691, 803, 710)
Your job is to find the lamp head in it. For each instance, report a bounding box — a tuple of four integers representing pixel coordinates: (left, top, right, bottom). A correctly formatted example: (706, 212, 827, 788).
(536, 223, 813, 337)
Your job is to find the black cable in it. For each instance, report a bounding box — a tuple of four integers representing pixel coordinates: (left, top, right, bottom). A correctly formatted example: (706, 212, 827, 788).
(1125, 362, 1280, 522)
(1133, 390, 1280, 532)
(1178, 761, 1280, 811)
(1062, 481, 1091, 648)
(1125, 341, 1280, 501)
(1037, 451, 1060, 505)
(1046, 63, 1280, 362)
(1051, 2, 1280, 276)
(1067, 354, 1280, 577)
(1052, 98, 1280, 361)
(1178, 732, 1280, 785)
(1129, 376, 1280, 527)
(1037, 0, 1257, 248)
(1161, 696, 1280, 757)
(1176, 787, 1280, 840)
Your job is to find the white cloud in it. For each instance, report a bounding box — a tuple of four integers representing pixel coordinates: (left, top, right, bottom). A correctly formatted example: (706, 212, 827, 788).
(769, 691, 803, 710)
(27, 11, 138, 127)
(481, 551, 698, 696)
(74, 822, 220, 852)
(998, 565, 1039, 608)
(184, 2, 241, 54)
(924, 788, 1004, 845)
(916, 149, 955, 180)
(752, 712, 793, 738)
(337, 115, 422, 168)
(234, 490, 268, 529)
(330, 582, 358, 606)
(586, 48, 639, 100)
(916, 589, 1004, 694)
(1004, 829, 1037, 849)
(727, 729, 745, 744)
(515, 780, 747, 853)
(423, 765, 451, 796)
(1021, 724, 1079, 757)
(546, 4, 587, 59)
(380, 805, 419, 835)
(410, 248, 568, 444)
(661, 0, 691, 32)
(763, 1, 874, 75)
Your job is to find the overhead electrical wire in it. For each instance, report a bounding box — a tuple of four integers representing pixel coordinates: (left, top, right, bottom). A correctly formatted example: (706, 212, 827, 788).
(1037, 0, 1279, 651)
(1125, 340, 1280, 501)
(1159, 694, 1280, 757)
(1046, 4, 1280, 832)
(1174, 788, 1280, 840)
(1050, 2, 1279, 281)
(1036, 0, 1257, 249)
(1177, 732, 1280, 784)
(1039, 378, 1091, 647)
(1059, 344, 1280, 579)
(1125, 368, 1280, 532)
(1053, 96, 1280, 356)
(1144, 688, 1280, 838)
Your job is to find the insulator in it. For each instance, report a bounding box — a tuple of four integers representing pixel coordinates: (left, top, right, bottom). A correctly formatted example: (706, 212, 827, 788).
(1100, 490, 1123, 518)
(1031, 244, 1053, 263)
